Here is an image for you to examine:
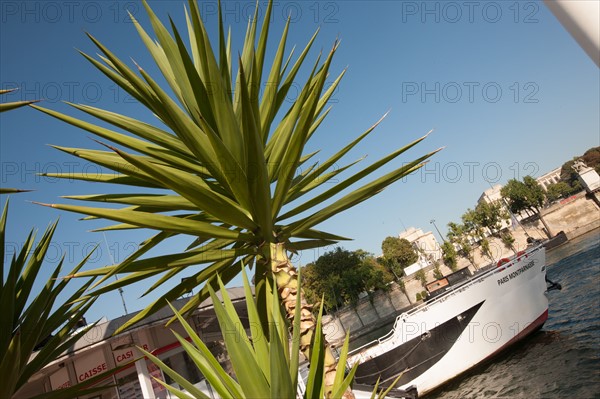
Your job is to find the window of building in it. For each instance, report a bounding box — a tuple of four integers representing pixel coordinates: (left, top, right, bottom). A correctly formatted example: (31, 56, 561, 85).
(158, 346, 218, 398)
(162, 350, 202, 387)
(114, 368, 142, 399)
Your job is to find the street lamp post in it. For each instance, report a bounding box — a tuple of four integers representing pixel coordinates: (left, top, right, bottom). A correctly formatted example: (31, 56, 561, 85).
(430, 219, 445, 244)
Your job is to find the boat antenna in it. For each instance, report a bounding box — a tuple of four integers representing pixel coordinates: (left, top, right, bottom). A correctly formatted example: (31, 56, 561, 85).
(103, 233, 129, 316)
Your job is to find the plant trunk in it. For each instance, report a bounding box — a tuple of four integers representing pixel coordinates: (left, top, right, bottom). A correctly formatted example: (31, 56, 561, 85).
(536, 208, 553, 238)
(269, 242, 354, 399)
(461, 249, 477, 269)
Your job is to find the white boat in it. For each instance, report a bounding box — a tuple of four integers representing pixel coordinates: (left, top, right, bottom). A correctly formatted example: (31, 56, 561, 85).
(348, 244, 555, 398)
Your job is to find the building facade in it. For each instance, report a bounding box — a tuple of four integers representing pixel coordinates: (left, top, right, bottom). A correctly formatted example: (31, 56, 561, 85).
(398, 227, 442, 276)
(14, 289, 250, 399)
(478, 184, 503, 204)
(536, 167, 562, 191)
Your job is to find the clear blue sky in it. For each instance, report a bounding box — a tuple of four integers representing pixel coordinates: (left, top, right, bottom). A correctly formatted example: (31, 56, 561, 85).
(1, 1, 598, 323)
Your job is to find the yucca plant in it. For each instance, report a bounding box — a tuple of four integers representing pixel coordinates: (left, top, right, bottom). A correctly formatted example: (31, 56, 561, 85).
(0, 88, 37, 194)
(142, 267, 400, 399)
(0, 199, 102, 399)
(33, 0, 437, 393)
(1, 88, 110, 398)
(0, 88, 38, 113)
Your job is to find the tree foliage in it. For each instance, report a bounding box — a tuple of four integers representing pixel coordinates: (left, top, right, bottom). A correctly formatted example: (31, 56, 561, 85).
(473, 201, 509, 234)
(559, 146, 600, 190)
(447, 222, 476, 267)
(380, 236, 418, 278)
(501, 176, 552, 237)
(415, 269, 427, 289)
(501, 176, 546, 215)
(440, 241, 458, 271)
(461, 208, 492, 261)
(582, 146, 600, 168)
(432, 262, 443, 280)
(546, 181, 576, 203)
(479, 237, 494, 263)
(303, 248, 392, 310)
(501, 232, 516, 252)
(559, 159, 583, 191)
(462, 210, 479, 235)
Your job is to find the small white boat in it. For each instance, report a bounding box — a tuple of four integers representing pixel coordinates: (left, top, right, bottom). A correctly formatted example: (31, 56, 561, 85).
(349, 245, 556, 398)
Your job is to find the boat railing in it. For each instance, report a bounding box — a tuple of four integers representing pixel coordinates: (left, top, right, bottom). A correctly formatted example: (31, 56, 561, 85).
(347, 245, 543, 357)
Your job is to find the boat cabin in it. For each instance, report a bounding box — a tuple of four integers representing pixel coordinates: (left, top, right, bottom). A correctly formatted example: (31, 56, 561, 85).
(426, 267, 472, 299)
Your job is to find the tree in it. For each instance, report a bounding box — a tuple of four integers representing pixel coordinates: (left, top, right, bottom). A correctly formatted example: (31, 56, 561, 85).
(381, 236, 418, 278)
(501, 232, 516, 253)
(359, 251, 395, 296)
(479, 237, 495, 264)
(474, 201, 509, 235)
(32, 0, 436, 392)
(562, 147, 600, 186)
(558, 147, 600, 190)
(462, 208, 487, 262)
(460, 240, 476, 267)
(501, 176, 553, 238)
(303, 248, 392, 310)
(464, 204, 507, 264)
(447, 222, 477, 268)
(415, 269, 427, 289)
(560, 159, 583, 192)
(582, 146, 600, 168)
(440, 241, 458, 271)
(432, 262, 444, 280)
(584, 147, 600, 165)
(461, 208, 481, 237)
(546, 181, 574, 203)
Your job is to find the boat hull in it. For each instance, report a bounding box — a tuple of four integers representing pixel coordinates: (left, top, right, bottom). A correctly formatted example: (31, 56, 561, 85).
(349, 245, 548, 397)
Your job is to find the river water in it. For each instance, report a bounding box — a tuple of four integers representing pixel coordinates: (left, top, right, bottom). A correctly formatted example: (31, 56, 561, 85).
(428, 229, 600, 399)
